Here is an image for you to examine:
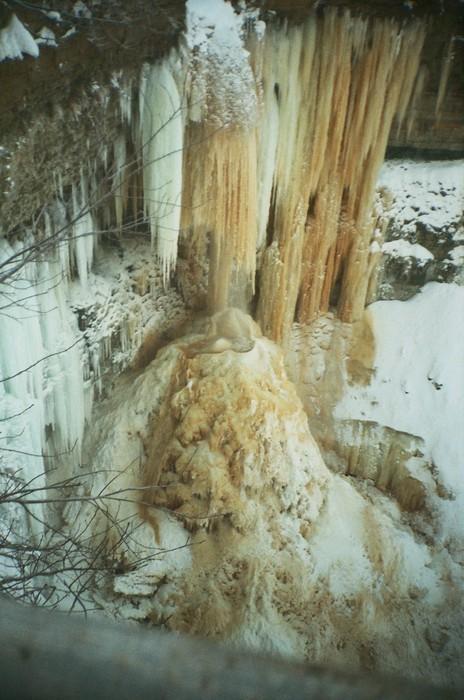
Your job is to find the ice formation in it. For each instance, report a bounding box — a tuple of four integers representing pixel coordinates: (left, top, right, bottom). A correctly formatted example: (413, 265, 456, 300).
(36, 2, 426, 334)
(140, 59, 184, 285)
(179, 7, 426, 334)
(68, 325, 463, 683)
(0, 0, 463, 687)
(0, 239, 86, 537)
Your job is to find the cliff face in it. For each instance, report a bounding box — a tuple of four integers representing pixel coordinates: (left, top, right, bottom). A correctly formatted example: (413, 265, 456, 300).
(0, 0, 463, 689)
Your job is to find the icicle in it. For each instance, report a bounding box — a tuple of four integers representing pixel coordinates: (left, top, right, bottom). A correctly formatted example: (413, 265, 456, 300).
(57, 171, 64, 200)
(180, 1, 260, 310)
(435, 36, 455, 120)
(256, 57, 279, 251)
(113, 134, 128, 232)
(119, 77, 133, 126)
(181, 121, 258, 312)
(71, 172, 96, 286)
(140, 57, 184, 285)
(406, 65, 428, 139)
(0, 232, 87, 529)
(249, 10, 427, 340)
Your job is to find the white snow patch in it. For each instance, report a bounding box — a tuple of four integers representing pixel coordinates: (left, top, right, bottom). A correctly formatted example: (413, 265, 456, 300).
(378, 160, 464, 235)
(36, 27, 57, 48)
(382, 239, 433, 263)
(46, 11, 62, 23)
(336, 282, 464, 545)
(186, 0, 257, 126)
(62, 27, 77, 40)
(447, 246, 464, 264)
(0, 14, 39, 62)
(311, 475, 442, 604)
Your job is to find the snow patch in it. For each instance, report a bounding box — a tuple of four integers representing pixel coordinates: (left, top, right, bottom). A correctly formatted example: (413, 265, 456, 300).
(336, 282, 464, 546)
(382, 239, 433, 264)
(36, 27, 57, 48)
(379, 160, 464, 235)
(186, 0, 257, 126)
(0, 14, 39, 62)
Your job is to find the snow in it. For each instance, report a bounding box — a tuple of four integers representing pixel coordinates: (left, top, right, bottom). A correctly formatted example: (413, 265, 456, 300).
(447, 246, 464, 264)
(310, 475, 441, 603)
(186, 0, 257, 126)
(46, 11, 62, 23)
(68, 236, 187, 387)
(62, 27, 77, 41)
(336, 282, 464, 546)
(76, 315, 464, 681)
(0, 14, 39, 62)
(378, 160, 464, 236)
(382, 239, 434, 263)
(36, 27, 57, 48)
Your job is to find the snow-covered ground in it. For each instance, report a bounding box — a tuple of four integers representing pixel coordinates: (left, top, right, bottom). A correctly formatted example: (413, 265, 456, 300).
(378, 160, 464, 238)
(336, 282, 464, 550)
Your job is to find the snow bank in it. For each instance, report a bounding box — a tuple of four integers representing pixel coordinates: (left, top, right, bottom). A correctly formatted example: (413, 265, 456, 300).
(336, 282, 464, 545)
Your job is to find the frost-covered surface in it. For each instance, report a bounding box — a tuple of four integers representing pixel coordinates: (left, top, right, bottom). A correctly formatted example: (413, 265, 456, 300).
(0, 239, 86, 479)
(186, 0, 257, 125)
(376, 159, 464, 299)
(71, 238, 187, 382)
(0, 8, 463, 688)
(73, 1, 91, 20)
(382, 239, 434, 263)
(379, 160, 464, 238)
(281, 160, 464, 682)
(336, 282, 464, 549)
(0, 14, 39, 62)
(0, 222, 186, 479)
(36, 27, 57, 48)
(70, 327, 464, 684)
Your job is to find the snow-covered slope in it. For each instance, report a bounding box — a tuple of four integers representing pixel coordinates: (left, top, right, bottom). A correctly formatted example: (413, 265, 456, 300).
(336, 282, 464, 548)
(65, 316, 464, 684)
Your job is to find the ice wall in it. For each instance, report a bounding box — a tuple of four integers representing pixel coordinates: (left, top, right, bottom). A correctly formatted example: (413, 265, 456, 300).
(66, 0, 428, 338)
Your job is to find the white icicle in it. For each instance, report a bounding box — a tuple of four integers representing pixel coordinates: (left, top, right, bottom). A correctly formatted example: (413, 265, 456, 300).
(140, 58, 183, 285)
(72, 174, 96, 286)
(0, 233, 87, 535)
(113, 134, 127, 232)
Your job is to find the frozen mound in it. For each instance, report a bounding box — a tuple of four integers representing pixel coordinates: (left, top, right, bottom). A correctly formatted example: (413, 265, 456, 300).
(71, 312, 463, 682)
